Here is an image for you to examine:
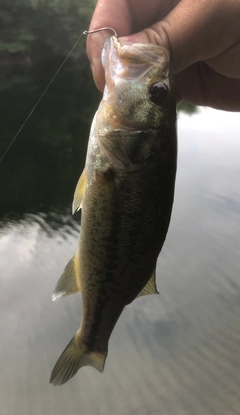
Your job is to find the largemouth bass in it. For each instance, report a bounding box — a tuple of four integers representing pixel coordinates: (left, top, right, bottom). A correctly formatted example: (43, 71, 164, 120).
(50, 36, 177, 385)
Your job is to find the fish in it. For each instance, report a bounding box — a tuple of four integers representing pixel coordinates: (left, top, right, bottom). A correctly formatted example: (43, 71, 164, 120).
(50, 35, 177, 385)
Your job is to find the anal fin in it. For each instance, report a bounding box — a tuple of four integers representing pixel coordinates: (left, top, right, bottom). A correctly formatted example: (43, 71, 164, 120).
(52, 254, 81, 301)
(137, 269, 159, 298)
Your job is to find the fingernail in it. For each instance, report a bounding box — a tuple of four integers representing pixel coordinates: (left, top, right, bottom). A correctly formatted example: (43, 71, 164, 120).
(90, 57, 105, 92)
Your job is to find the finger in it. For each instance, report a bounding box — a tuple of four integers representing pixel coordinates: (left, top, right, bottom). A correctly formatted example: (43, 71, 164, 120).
(205, 41, 240, 79)
(175, 63, 240, 111)
(121, 0, 240, 75)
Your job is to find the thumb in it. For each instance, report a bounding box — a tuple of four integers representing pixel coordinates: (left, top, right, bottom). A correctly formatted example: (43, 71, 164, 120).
(86, 30, 111, 91)
(86, 1, 133, 91)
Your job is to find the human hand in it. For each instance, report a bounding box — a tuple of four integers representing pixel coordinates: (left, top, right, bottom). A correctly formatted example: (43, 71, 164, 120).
(86, 0, 240, 111)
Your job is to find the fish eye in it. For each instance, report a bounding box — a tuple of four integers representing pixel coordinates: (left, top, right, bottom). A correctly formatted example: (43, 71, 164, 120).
(149, 82, 168, 105)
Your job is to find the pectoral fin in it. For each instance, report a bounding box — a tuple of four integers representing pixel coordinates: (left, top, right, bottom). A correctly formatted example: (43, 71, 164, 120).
(72, 168, 86, 214)
(137, 269, 159, 298)
(52, 254, 81, 301)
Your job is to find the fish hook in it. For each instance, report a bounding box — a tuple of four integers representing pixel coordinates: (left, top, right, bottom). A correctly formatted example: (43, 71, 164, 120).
(83, 27, 118, 38)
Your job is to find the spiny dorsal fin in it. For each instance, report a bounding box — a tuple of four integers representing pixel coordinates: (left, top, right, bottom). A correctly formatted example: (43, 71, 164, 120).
(72, 168, 86, 214)
(52, 254, 81, 301)
(137, 269, 159, 298)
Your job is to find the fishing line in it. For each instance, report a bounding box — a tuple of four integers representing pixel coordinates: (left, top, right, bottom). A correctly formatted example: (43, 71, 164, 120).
(0, 27, 117, 163)
(0, 31, 85, 163)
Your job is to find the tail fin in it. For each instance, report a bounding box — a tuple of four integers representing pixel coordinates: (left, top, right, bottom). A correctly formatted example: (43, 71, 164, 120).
(50, 334, 107, 385)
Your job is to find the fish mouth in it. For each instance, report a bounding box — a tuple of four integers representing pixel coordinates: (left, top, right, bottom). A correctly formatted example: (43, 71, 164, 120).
(102, 36, 170, 82)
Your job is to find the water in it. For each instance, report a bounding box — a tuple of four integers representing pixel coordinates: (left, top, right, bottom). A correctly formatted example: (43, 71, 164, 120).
(1, 64, 240, 414)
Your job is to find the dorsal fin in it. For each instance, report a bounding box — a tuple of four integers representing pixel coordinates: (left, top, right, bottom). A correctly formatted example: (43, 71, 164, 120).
(52, 254, 81, 301)
(137, 269, 159, 298)
(72, 168, 86, 214)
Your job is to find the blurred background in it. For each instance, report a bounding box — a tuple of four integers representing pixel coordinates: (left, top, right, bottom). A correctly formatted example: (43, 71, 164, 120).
(1, 1, 240, 414)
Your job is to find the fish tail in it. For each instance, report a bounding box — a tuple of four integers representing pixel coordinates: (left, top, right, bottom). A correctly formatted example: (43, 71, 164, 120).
(50, 333, 107, 385)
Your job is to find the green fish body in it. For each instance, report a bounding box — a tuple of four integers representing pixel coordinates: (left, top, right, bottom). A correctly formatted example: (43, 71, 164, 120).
(50, 36, 177, 385)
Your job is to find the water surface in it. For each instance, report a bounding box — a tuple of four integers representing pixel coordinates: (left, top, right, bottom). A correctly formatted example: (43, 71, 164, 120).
(1, 96, 240, 415)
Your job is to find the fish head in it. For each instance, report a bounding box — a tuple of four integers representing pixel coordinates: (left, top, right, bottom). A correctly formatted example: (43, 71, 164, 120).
(99, 36, 176, 131)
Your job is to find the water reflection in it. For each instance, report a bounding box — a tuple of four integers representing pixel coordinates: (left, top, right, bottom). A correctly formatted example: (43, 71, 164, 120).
(0, 60, 101, 227)
(6, 2, 240, 413)
(1, 62, 240, 415)
(0, 39, 240, 415)
(0, 210, 80, 238)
